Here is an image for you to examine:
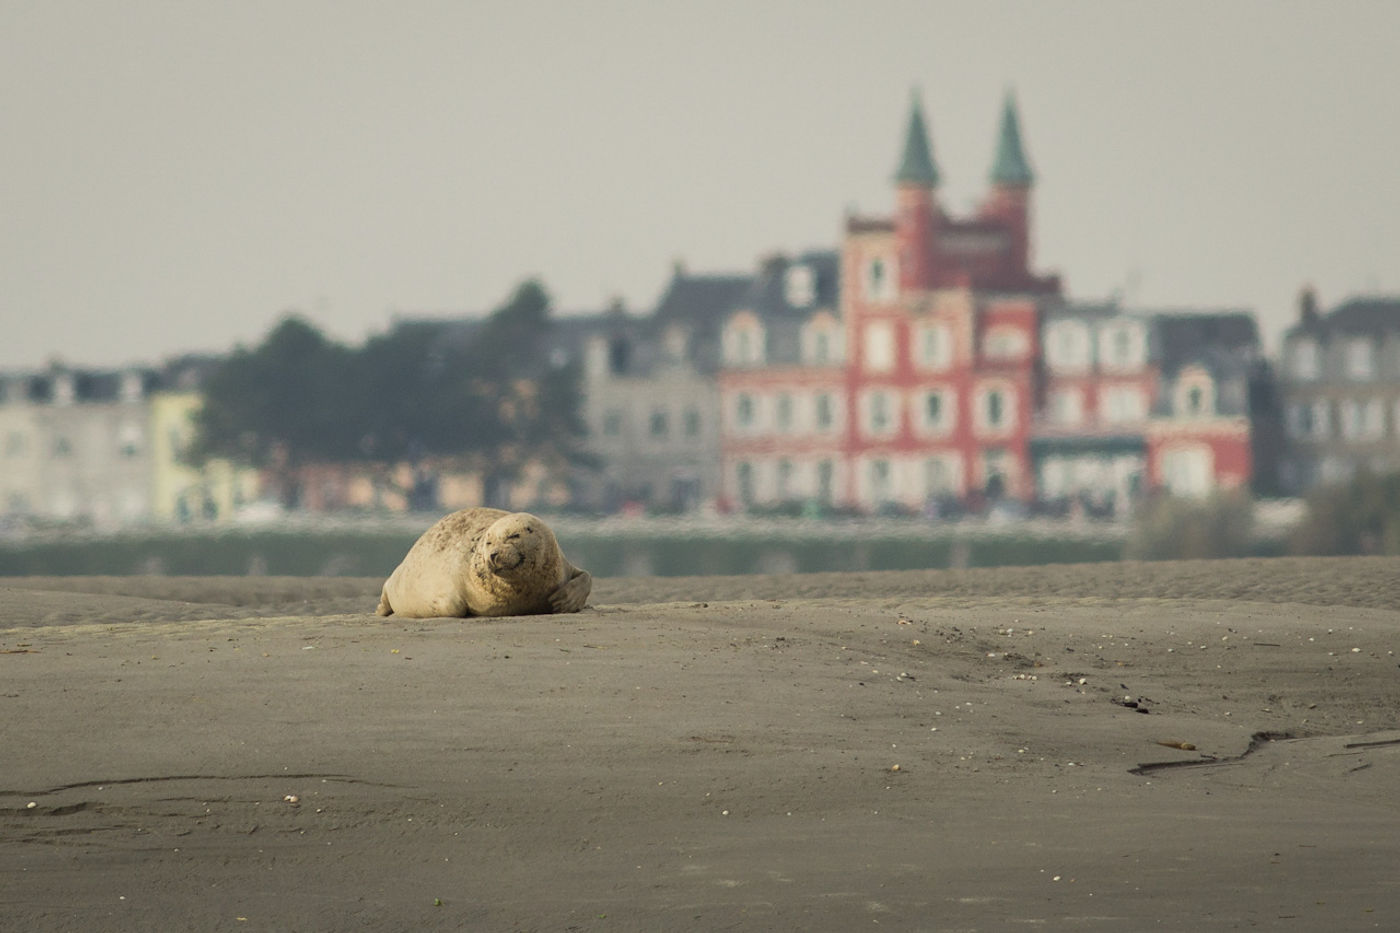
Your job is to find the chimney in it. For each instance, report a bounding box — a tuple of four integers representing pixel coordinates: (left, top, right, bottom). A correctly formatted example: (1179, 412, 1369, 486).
(1298, 285, 1320, 326)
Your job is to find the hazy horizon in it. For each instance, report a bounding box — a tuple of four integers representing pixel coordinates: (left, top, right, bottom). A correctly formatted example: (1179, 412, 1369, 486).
(4, 1, 1398, 369)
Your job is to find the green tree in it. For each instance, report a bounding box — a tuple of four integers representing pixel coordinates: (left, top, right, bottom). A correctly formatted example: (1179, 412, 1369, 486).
(460, 280, 593, 504)
(350, 320, 489, 464)
(191, 315, 358, 466)
(190, 280, 591, 510)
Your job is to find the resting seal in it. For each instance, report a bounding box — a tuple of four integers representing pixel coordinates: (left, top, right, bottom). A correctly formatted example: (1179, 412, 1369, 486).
(375, 508, 591, 618)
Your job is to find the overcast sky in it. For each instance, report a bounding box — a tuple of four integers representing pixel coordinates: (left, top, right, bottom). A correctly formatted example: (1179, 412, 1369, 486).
(3, 1, 1397, 368)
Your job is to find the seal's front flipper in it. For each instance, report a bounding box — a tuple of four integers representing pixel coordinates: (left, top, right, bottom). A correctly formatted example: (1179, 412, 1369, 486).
(549, 568, 592, 613)
(376, 590, 394, 616)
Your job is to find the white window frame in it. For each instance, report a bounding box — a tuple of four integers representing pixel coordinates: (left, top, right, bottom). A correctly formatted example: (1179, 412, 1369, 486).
(733, 392, 760, 434)
(922, 453, 962, 498)
(974, 383, 1017, 435)
(784, 264, 816, 308)
(1285, 402, 1313, 439)
(1045, 320, 1091, 372)
(863, 321, 896, 373)
(1174, 371, 1216, 418)
(1290, 338, 1319, 380)
(864, 256, 898, 302)
(1098, 321, 1145, 370)
(1102, 385, 1147, 424)
(801, 314, 844, 365)
(1162, 444, 1214, 498)
(1048, 387, 1084, 427)
(1311, 399, 1333, 438)
(722, 316, 766, 367)
(862, 388, 898, 437)
(774, 392, 794, 434)
(915, 387, 956, 436)
(867, 458, 893, 503)
(983, 326, 1029, 362)
(814, 392, 836, 433)
(1345, 338, 1376, 381)
(1341, 397, 1386, 440)
(913, 321, 953, 371)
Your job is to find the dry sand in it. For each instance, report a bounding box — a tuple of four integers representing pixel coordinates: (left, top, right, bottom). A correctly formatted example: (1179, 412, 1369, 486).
(2, 556, 1398, 931)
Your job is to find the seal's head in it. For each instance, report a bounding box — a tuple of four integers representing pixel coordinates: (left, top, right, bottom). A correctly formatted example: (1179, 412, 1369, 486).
(479, 512, 556, 581)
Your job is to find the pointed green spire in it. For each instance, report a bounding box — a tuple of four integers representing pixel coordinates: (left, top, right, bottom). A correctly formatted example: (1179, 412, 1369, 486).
(893, 89, 940, 187)
(990, 90, 1034, 186)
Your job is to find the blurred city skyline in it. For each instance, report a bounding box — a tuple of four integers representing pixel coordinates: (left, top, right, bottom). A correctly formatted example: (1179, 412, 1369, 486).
(3, 1, 1397, 368)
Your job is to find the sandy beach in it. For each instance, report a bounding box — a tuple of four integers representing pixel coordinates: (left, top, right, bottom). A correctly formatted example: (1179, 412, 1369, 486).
(3, 556, 1399, 931)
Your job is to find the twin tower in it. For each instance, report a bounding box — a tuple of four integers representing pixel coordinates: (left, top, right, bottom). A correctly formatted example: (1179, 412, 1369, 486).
(883, 90, 1056, 295)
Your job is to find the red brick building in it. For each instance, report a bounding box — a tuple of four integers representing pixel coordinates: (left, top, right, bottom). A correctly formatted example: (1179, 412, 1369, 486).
(720, 91, 1062, 511)
(718, 90, 1258, 514)
(836, 90, 1063, 511)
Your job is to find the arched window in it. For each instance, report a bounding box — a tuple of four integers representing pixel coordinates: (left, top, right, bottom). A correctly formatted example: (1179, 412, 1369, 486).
(722, 312, 766, 367)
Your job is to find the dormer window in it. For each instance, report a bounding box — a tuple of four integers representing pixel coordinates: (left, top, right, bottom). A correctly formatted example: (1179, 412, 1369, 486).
(1345, 338, 1375, 381)
(120, 372, 145, 402)
(801, 313, 844, 365)
(1174, 367, 1216, 418)
(53, 375, 75, 406)
(784, 264, 816, 308)
(663, 325, 688, 361)
(1290, 338, 1319, 380)
(722, 312, 766, 367)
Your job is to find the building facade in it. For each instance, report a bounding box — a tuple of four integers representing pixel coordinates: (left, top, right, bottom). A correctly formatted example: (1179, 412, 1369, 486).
(1279, 290, 1400, 492)
(566, 270, 750, 512)
(719, 252, 845, 509)
(0, 366, 155, 526)
(714, 90, 1263, 515)
(1143, 312, 1257, 498)
(149, 389, 261, 522)
(720, 90, 1062, 513)
(1031, 303, 1155, 514)
(0, 361, 261, 528)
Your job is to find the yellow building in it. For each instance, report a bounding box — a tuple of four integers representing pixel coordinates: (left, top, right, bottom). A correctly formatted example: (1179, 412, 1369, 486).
(149, 392, 260, 523)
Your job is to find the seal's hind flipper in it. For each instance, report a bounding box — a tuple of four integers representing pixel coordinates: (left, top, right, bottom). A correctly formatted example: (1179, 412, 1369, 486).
(549, 568, 592, 614)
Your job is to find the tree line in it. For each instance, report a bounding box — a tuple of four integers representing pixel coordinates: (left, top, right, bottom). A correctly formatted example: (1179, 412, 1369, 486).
(190, 280, 592, 506)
